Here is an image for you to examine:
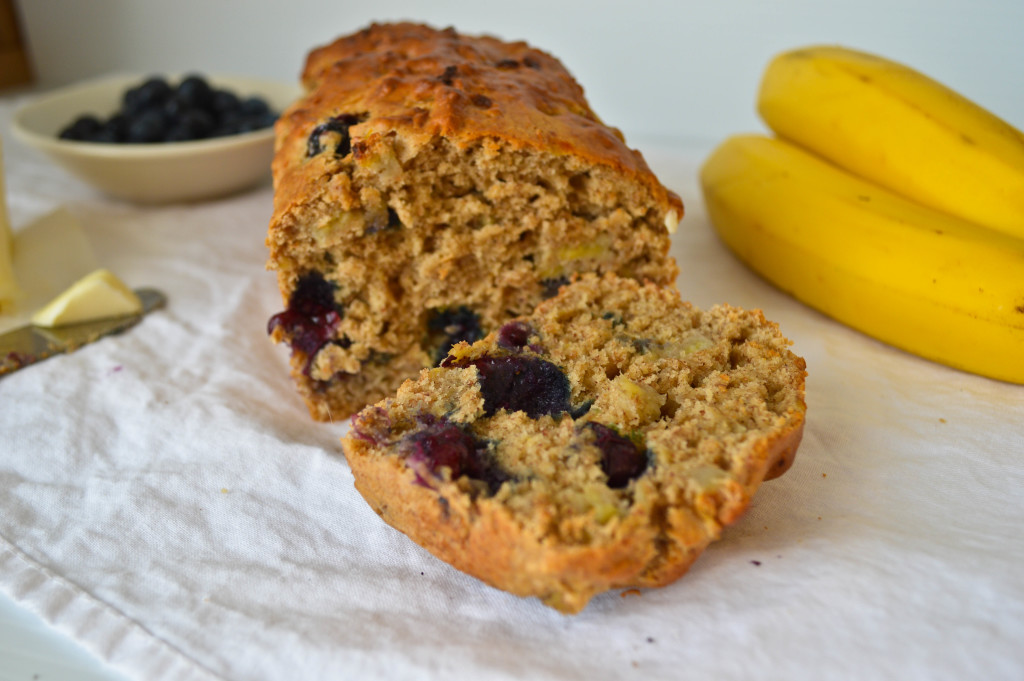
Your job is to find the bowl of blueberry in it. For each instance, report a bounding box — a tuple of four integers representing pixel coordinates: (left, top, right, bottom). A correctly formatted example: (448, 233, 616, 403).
(12, 73, 300, 203)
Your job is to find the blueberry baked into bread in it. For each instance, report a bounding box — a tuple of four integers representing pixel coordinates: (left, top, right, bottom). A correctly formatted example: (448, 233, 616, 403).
(266, 23, 682, 421)
(342, 274, 807, 613)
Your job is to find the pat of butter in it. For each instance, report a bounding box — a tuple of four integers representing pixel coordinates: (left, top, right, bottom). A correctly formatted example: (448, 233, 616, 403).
(0, 138, 20, 313)
(31, 268, 142, 328)
(0, 207, 102, 335)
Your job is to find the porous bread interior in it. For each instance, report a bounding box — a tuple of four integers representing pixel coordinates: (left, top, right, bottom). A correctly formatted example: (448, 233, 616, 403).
(350, 275, 806, 549)
(268, 136, 678, 420)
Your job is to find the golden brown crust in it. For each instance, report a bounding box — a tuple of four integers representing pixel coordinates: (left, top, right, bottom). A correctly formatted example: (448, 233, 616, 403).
(346, 443, 673, 613)
(272, 22, 682, 227)
(341, 274, 807, 613)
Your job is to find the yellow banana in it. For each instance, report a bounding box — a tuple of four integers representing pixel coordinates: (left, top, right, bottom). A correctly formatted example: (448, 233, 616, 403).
(1, 138, 20, 313)
(758, 46, 1024, 240)
(699, 134, 1024, 384)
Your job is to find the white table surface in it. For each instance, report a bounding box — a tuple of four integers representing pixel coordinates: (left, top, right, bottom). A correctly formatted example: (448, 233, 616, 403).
(1, 86, 1023, 681)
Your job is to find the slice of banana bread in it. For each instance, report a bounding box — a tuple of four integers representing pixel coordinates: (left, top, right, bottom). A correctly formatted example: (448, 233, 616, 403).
(342, 273, 807, 613)
(266, 23, 682, 421)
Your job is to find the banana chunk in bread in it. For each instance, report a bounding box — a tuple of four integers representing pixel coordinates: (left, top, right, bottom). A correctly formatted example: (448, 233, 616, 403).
(342, 274, 807, 613)
(266, 23, 681, 420)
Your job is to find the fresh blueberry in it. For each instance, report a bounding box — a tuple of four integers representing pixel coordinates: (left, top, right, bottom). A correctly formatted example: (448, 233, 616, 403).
(211, 88, 241, 116)
(175, 74, 214, 110)
(239, 96, 271, 118)
(58, 114, 103, 141)
(165, 108, 215, 141)
(91, 114, 128, 143)
(126, 108, 168, 143)
(59, 74, 278, 145)
(237, 111, 276, 133)
(121, 88, 144, 118)
(211, 110, 244, 137)
(161, 96, 187, 121)
(122, 76, 172, 117)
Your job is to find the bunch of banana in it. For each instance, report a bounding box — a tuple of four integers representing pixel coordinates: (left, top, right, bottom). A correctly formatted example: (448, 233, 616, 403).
(758, 46, 1024, 239)
(700, 46, 1024, 384)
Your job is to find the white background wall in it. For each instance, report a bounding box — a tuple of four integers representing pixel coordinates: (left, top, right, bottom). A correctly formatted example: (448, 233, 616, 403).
(15, 0, 1024, 145)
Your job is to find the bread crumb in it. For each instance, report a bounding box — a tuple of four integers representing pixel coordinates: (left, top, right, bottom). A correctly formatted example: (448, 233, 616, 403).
(620, 588, 642, 599)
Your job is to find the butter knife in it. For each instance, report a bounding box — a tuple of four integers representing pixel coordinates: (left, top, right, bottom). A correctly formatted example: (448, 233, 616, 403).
(0, 288, 166, 376)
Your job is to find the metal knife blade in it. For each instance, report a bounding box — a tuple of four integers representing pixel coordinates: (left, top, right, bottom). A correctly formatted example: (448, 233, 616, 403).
(0, 288, 166, 376)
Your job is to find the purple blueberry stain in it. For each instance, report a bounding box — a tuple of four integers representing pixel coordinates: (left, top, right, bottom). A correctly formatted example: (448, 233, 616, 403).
(444, 354, 571, 418)
(267, 271, 344, 374)
(496, 321, 533, 350)
(427, 306, 484, 365)
(406, 423, 469, 479)
(403, 415, 508, 493)
(350, 405, 391, 446)
(585, 422, 648, 488)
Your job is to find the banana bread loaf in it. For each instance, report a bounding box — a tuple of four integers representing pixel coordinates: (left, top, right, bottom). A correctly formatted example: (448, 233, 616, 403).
(342, 273, 807, 613)
(266, 23, 682, 421)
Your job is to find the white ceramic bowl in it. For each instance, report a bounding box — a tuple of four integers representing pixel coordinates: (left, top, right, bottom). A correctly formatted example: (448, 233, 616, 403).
(11, 73, 301, 204)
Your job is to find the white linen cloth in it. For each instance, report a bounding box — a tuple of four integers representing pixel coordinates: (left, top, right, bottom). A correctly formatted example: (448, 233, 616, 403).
(1, 94, 1023, 681)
